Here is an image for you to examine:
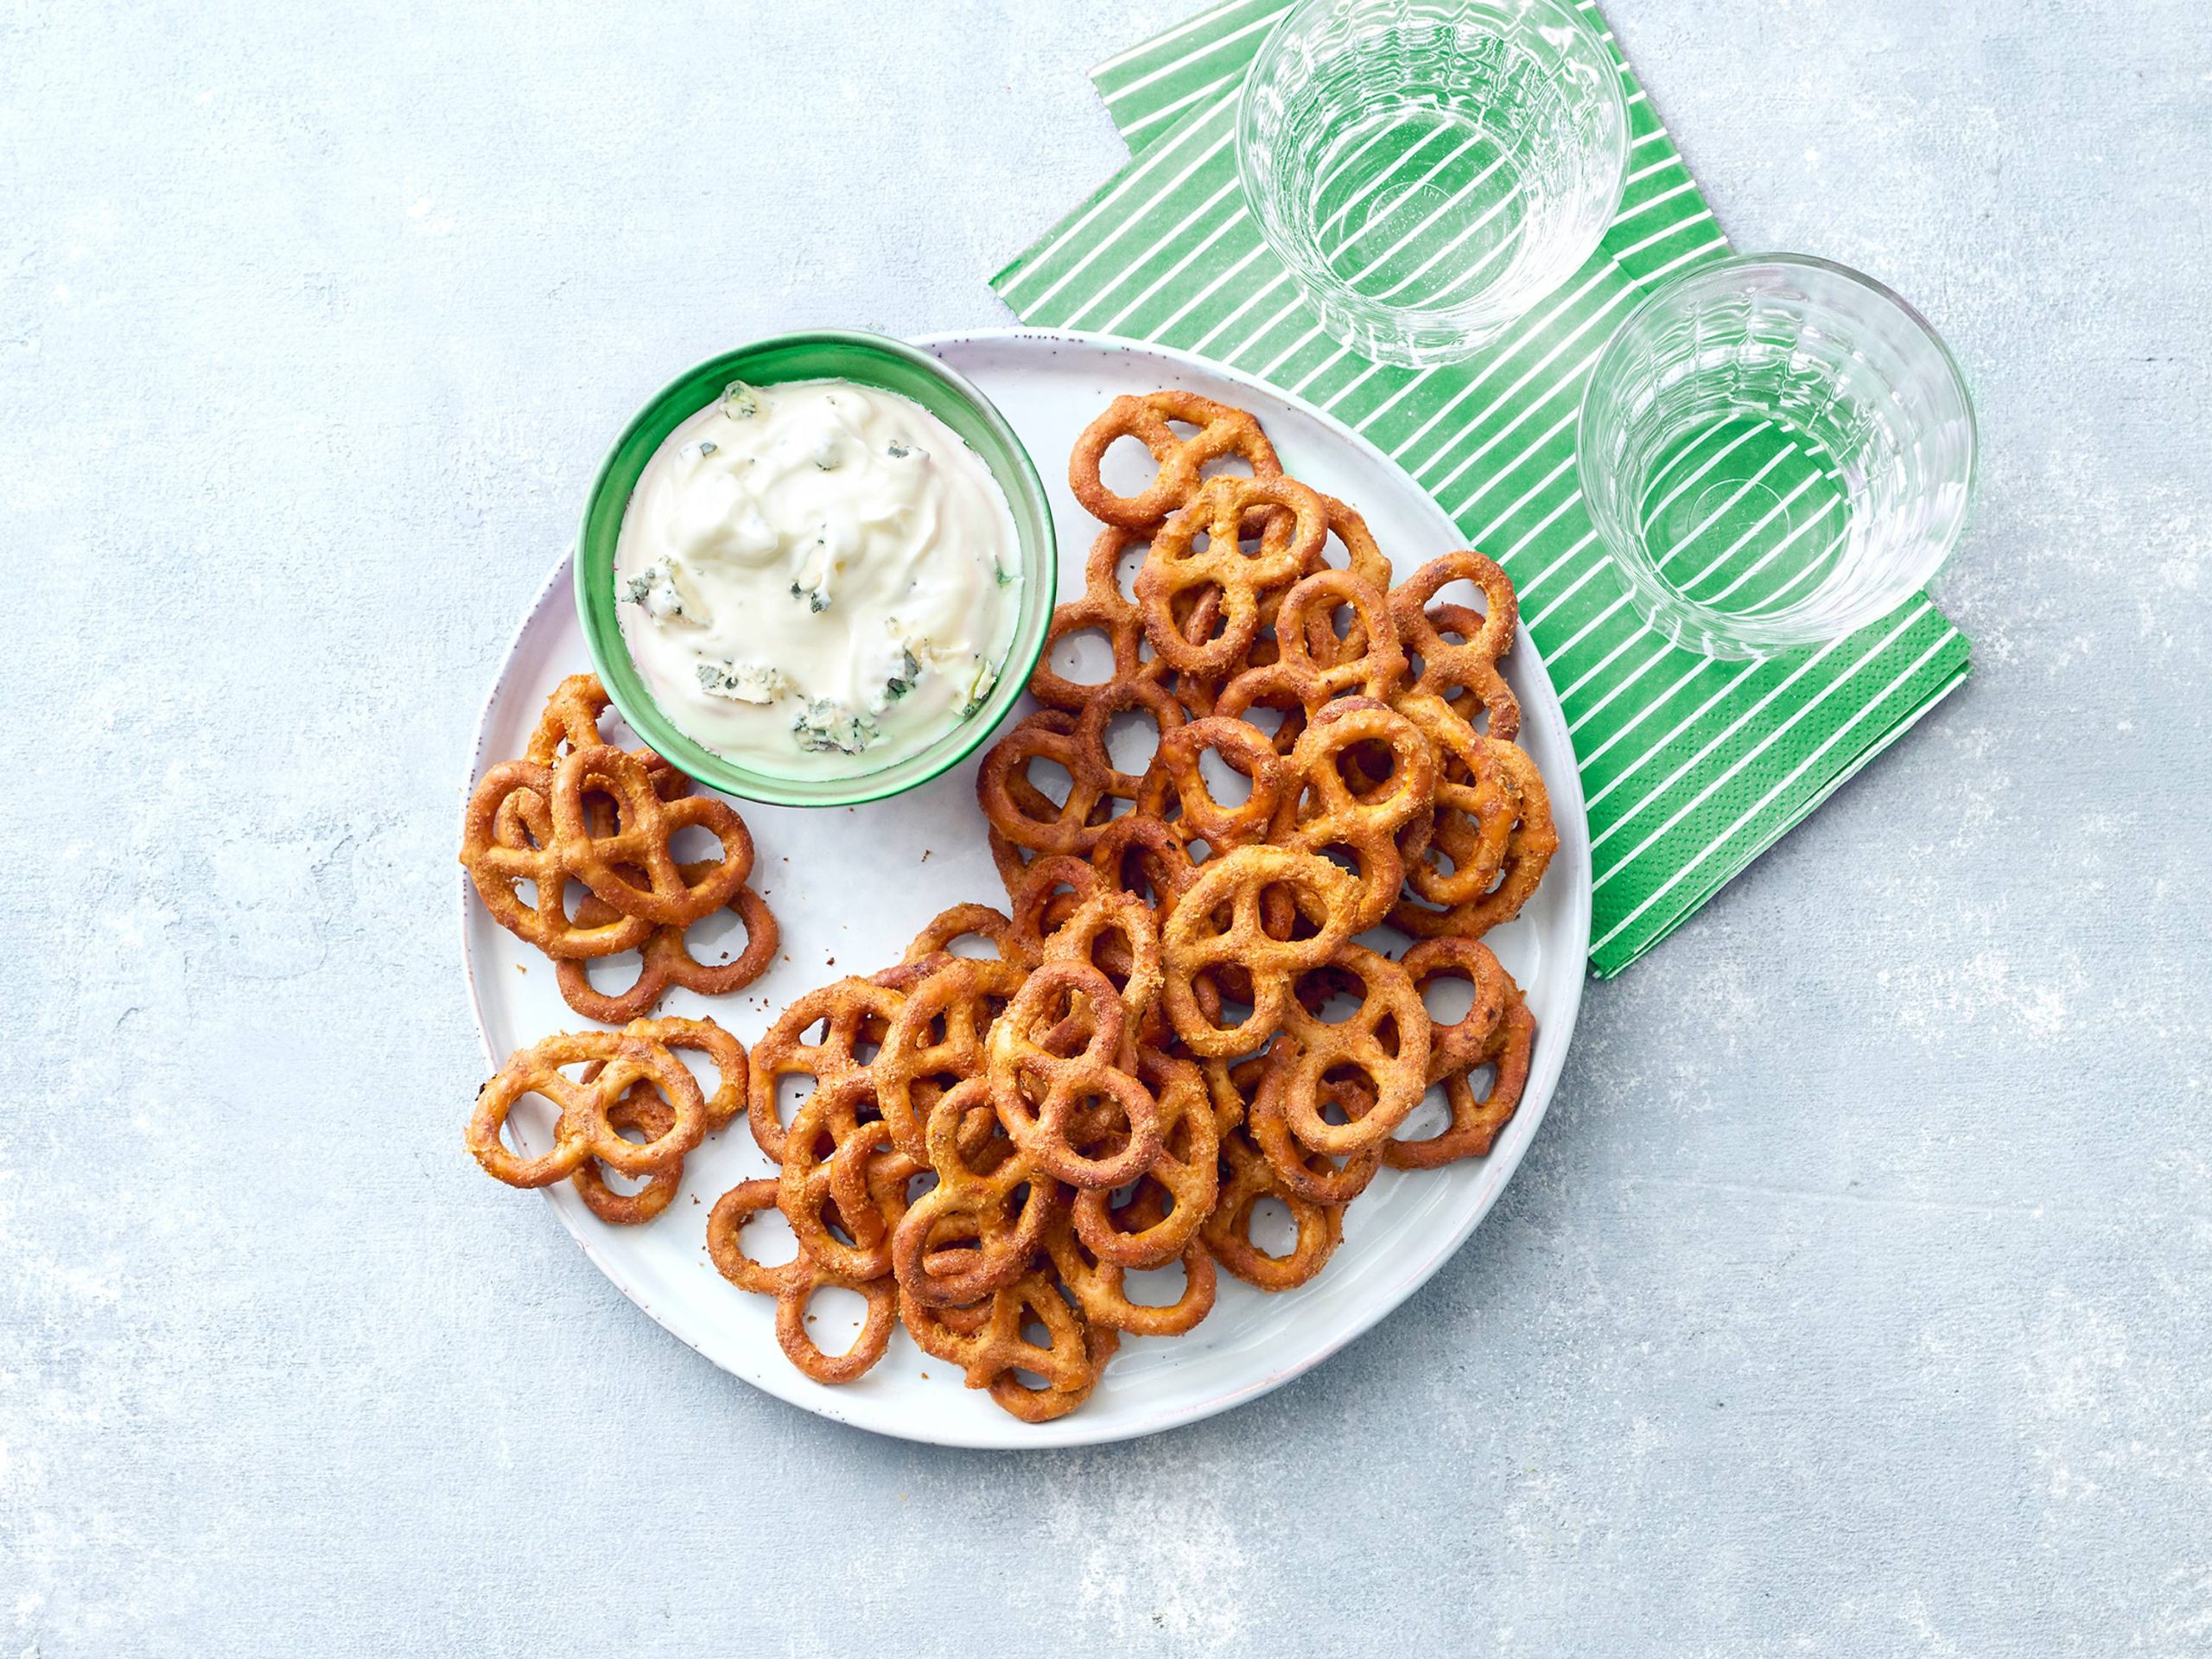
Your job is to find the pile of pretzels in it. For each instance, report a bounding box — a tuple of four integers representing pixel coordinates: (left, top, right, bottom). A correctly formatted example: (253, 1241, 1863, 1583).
(705, 391, 1557, 1421)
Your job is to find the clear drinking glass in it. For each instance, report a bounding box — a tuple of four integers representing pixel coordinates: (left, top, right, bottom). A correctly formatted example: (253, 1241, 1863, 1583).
(1577, 254, 1977, 658)
(1236, 0, 1629, 368)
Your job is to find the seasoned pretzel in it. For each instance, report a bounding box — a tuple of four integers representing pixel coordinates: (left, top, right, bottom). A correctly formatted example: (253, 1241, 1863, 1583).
(873, 956, 1028, 1159)
(568, 1082, 685, 1224)
(1028, 525, 1161, 715)
(468, 1027, 707, 1188)
(461, 761, 656, 958)
(891, 1077, 1061, 1306)
(745, 977, 906, 1162)
(986, 961, 1163, 1190)
(1158, 847, 1359, 1056)
(550, 744, 753, 930)
(707, 1179, 898, 1386)
(1039, 888, 1164, 1033)
(1204, 1107, 1345, 1293)
(1387, 976, 1535, 1168)
(1135, 715, 1293, 851)
(1269, 943, 1433, 1158)
(558, 863, 778, 1023)
(1135, 474, 1329, 677)
(1398, 938, 1512, 1082)
(1245, 1053, 1386, 1205)
(976, 709, 1117, 859)
(1215, 566, 1407, 723)
(1068, 390, 1281, 530)
(1088, 812, 1202, 918)
(899, 1270, 1114, 1422)
(904, 903, 1018, 966)
(1068, 1046, 1216, 1270)
(1271, 699, 1438, 932)
(525, 671, 691, 799)
(1046, 1194, 1217, 1338)
(1388, 693, 1522, 915)
(1391, 551, 1521, 743)
(557, 1014, 744, 1220)
(778, 1109, 923, 1282)
(1389, 737, 1557, 939)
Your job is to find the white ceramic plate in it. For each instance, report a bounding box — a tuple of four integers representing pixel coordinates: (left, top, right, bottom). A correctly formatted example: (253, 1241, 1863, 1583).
(461, 328, 1592, 1448)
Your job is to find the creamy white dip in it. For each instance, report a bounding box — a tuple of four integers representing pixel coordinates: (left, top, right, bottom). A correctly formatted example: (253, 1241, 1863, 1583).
(613, 377, 1021, 778)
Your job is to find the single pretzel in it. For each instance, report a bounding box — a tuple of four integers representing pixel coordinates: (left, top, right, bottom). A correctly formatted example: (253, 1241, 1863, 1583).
(1067, 1045, 1216, 1270)
(1135, 715, 1293, 851)
(904, 903, 1019, 966)
(1245, 1053, 1386, 1206)
(1388, 737, 1557, 939)
(1391, 551, 1521, 744)
(986, 961, 1163, 1190)
(1046, 1192, 1217, 1338)
(1158, 846, 1359, 1056)
(891, 1077, 1062, 1306)
(1135, 474, 1329, 677)
(1204, 1104, 1345, 1293)
(1068, 390, 1282, 530)
(899, 1269, 1114, 1422)
(1040, 887, 1164, 1035)
(745, 977, 906, 1162)
(461, 761, 655, 959)
(1389, 693, 1522, 914)
(525, 671, 691, 800)
(1215, 566, 1407, 725)
(707, 1179, 898, 1386)
(550, 744, 753, 929)
(1399, 938, 1512, 1082)
(1270, 943, 1433, 1159)
(567, 1082, 684, 1224)
(777, 1108, 924, 1282)
(873, 956, 1028, 1159)
(558, 862, 778, 1022)
(1386, 970, 1535, 1169)
(1270, 699, 1438, 933)
(467, 1027, 707, 1188)
(975, 710, 1119, 860)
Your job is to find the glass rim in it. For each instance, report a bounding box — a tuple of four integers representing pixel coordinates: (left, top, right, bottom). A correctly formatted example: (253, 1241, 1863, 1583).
(1578, 251, 1979, 656)
(574, 329, 1059, 808)
(1235, 0, 1631, 349)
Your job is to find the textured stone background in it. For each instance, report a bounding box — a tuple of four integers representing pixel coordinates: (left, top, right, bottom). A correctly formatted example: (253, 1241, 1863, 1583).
(3, 2, 2208, 1653)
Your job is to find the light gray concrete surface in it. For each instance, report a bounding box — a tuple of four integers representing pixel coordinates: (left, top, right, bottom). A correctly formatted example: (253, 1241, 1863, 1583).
(3, 1, 2207, 1653)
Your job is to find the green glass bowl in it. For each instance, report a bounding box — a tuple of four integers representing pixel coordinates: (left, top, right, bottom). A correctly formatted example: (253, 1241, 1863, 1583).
(575, 329, 1058, 808)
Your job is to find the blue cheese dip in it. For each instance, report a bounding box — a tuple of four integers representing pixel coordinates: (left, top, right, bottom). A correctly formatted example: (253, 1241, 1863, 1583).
(613, 378, 1022, 777)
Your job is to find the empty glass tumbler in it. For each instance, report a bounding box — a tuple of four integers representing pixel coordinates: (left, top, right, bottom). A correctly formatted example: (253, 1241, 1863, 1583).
(1236, 0, 1629, 367)
(1577, 254, 1978, 658)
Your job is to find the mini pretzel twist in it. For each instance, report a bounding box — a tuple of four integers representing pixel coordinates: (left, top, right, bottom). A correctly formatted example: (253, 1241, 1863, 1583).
(1135, 475, 1330, 677)
(550, 744, 753, 929)
(707, 1179, 898, 1386)
(1158, 847, 1359, 1056)
(1386, 947, 1535, 1168)
(1269, 943, 1433, 1159)
(467, 1027, 708, 1188)
(1271, 698, 1439, 932)
(891, 1077, 1063, 1307)
(1068, 390, 1282, 530)
(1390, 551, 1522, 744)
(1215, 566, 1407, 723)
(1245, 1056, 1387, 1206)
(461, 760, 657, 959)
(1136, 715, 1294, 851)
(558, 861, 778, 1023)
(1067, 1046, 1217, 1271)
(873, 956, 1029, 1159)
(1388, 734, 1557, 939)
(777, 1108, 924, 1282)
(1204, 1093, 1346, 1293)
(1046, 1189, 1217, 1338)
(986, 961, 1164, 1190)
(745, 977, 906, 1162)
(899, 1269, 1115, 1422)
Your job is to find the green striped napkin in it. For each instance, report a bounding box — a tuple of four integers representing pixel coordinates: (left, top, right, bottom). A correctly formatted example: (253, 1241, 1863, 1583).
(989, 0, 1971, 976)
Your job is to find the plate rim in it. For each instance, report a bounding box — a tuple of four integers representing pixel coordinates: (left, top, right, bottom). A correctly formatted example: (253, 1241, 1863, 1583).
(459, 324, 1592, 1448)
